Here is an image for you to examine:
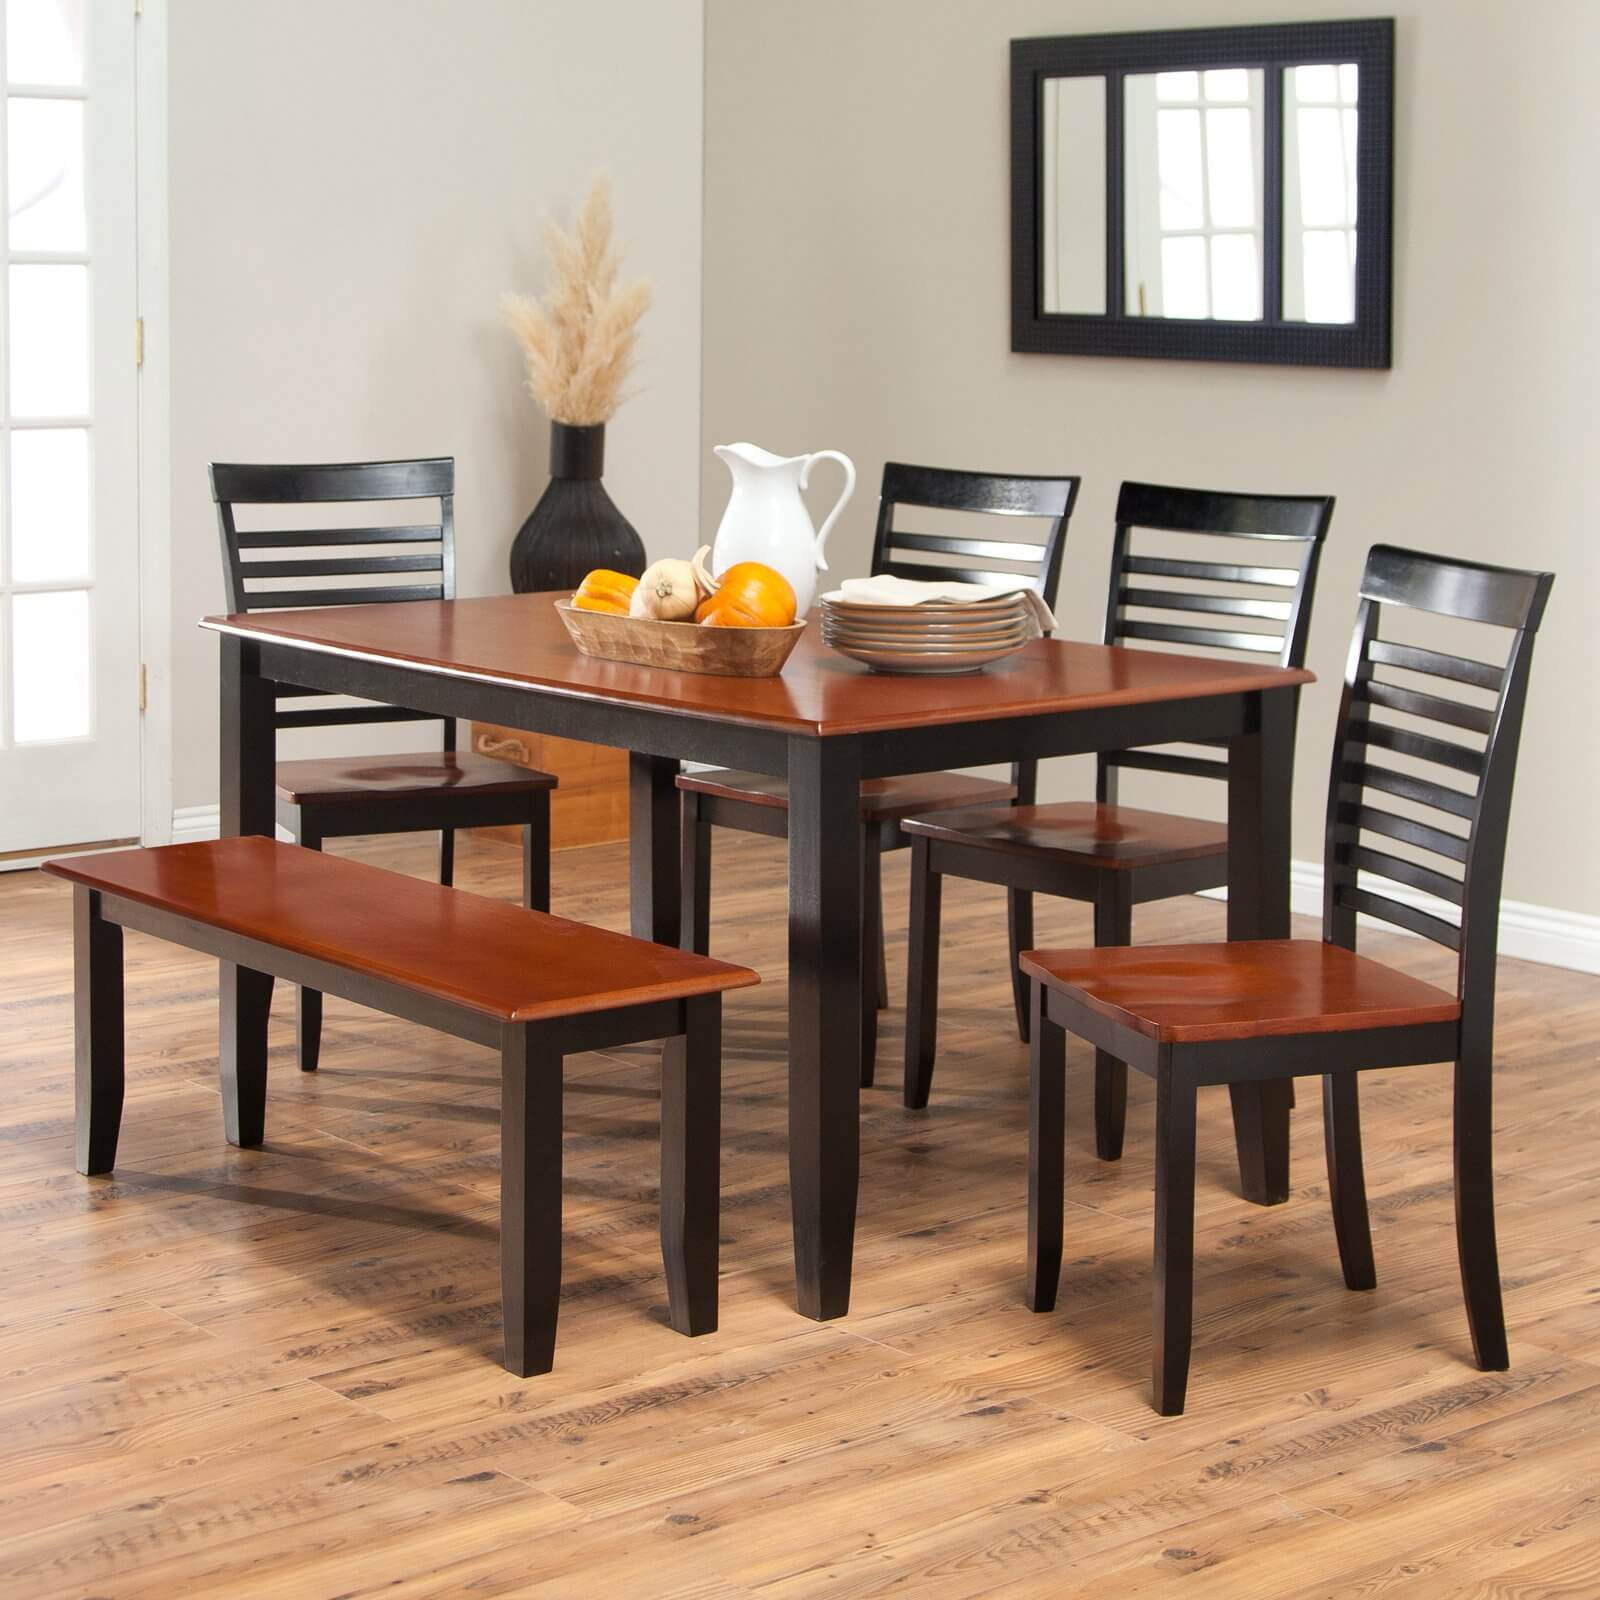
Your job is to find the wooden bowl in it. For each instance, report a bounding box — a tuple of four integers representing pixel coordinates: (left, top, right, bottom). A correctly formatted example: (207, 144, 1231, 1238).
(555, 601, 806, 678)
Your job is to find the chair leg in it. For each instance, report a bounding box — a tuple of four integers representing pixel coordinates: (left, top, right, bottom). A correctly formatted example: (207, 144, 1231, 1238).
(1152, 1062, 1198, 1415)
(903, 837, 943, 1109)
(1027, 980, 1066, 1312)
(523, 793, 551, 912)
(220, 962, 273, 1148)
(439, 826, 456, 887)
(874, 858, 890, 1012)
(1454, 1038, 1508, 1370)
(1322, 1071, 1376, 1291)
(1008, 889, 1034, 1042)
(861, 834, 881, 1087)
(500, 1022, 563, 1377)
(1092, 879, 1133, 1161)
(679, 793, 711, 956)
(661, 995, 721, 1337)
(296, 821, 323, 1072)
(73, 888, 124, 1177)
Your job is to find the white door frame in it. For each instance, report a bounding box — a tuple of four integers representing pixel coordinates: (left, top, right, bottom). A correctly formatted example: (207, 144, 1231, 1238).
(135, 0, 171, 846)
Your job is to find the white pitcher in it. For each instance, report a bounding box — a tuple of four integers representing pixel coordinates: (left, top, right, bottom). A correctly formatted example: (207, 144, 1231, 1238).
(711, 443, 857, 618)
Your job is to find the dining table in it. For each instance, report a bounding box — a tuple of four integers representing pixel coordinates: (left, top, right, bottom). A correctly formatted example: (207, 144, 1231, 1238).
(202, 592, 1314, 1321)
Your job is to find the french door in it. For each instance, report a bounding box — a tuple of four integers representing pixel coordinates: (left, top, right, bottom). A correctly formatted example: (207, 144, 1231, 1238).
(1, 0, 140, 855)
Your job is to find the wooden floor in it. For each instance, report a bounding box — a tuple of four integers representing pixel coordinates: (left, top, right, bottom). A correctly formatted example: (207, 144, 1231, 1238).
(2, 830, 1598, 1598)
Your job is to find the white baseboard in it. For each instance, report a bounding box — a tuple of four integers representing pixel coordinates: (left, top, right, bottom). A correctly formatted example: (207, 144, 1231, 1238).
(1201, 861, 1600, 976)
(170, 805, 294, 845)
(157, 809, 1600, 977)
(170, 803, 221, 844)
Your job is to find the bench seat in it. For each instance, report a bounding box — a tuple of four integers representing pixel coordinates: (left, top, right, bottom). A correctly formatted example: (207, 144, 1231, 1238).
(45, 838, 759, 1377)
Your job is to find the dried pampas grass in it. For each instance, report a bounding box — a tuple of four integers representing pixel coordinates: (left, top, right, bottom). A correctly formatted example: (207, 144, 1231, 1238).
(502, 178, 652, 427)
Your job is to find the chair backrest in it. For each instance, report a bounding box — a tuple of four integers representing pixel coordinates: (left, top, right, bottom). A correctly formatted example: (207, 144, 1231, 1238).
(868, 462, 1079, 609)
(1098, 481, 1334, 798)
(1323, 545, 1554, 1025)
(210, 457, 455, 738)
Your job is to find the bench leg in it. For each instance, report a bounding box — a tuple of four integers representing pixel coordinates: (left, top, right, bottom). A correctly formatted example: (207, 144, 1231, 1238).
(296, 819, 323, 1072)
(73, 888, 124, 1176)
(661, 995, 721, 1338)
(220, 963, 273, 1147)
(523, 792, 551, 913)
(500, 1022, 562, 1376)
(679, 791, 711, 956)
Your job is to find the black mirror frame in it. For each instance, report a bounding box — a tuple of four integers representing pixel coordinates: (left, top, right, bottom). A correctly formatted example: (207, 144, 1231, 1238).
(1011, 18, 1394, 369)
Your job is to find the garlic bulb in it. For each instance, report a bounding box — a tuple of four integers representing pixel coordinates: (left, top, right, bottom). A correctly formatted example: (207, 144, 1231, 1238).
(629, 558, 701, 621)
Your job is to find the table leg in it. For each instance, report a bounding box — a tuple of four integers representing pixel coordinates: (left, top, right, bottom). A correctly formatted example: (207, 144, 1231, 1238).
(219, 635, 276, 838)
(786, 735, 863, 1320)
(629, 753, 681, 946)
(1227, 688, 1295, 1205)
(219, 635, 277, 1120)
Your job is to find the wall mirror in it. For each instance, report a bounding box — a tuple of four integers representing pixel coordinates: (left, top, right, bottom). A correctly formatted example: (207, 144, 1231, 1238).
(1013, 20, 1393, 367)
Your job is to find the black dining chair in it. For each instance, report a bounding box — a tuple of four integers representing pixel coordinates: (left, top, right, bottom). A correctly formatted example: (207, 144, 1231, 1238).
(211, 457, 557, 1071)
(1022, 545, 1554, 1414)
(900, 482, 1334, 1127)
(677, 461, 1080, 1081)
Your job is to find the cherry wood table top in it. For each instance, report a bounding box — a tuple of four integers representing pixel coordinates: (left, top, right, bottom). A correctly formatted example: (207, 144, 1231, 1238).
(46, 837, 759, 1024)
(202, 593, 1314, 738)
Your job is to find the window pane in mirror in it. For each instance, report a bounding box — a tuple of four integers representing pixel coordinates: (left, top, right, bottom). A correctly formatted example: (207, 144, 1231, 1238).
(1159, 236, 1208, 319)
(5, 0, 84, 86)
(1205, 109, 1256, 227)
(1125, 69, 1264, 320)
(7, 97, 86, 252)
(7, 264, 88, 416)
(11, 428, 90, 583)
(1039, 76, 1107, 315)
(1203, 68, 1249, 101)
(12, 589, 91, 743)
(1292, 63, 1341, 104)
(1282, 64, 1358, 323)
(1210, 235, 1260, 320)
(1156, 109, 1204, 230)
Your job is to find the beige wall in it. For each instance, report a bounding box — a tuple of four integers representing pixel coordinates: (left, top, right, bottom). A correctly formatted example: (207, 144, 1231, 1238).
(702, 0, 1600, 919)
(167, 0, 704, 809)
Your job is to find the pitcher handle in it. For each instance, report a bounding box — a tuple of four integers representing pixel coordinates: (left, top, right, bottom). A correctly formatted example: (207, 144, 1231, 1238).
(799, 450, 857, 574)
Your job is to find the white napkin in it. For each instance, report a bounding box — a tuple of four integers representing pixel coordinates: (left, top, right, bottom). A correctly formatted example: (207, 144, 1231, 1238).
(832, 575, 1057, 635)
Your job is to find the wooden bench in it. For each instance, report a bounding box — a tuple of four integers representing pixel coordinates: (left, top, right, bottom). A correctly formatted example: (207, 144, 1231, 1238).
(43, 837, 759, 1377)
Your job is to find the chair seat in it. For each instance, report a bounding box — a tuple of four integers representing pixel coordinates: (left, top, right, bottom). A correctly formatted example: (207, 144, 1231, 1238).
(1020, 939, 1462, 1045)
(275, 750, 557, 807)
(675, 768, 1017, 822)
(900, 800, 1229, 869)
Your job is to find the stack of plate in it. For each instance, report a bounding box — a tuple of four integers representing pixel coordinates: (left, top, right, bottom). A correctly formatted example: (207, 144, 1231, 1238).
(819, 590, 1034, 675)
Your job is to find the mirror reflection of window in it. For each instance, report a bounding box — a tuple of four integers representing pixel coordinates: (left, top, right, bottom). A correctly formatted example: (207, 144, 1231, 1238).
(1283, 63, 1358, 323)
(1039, 76, 1108, 314)
(1125, 67, 1265, 320)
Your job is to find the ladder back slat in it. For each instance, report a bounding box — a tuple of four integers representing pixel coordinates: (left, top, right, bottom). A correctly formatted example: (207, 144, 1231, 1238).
(244, 584, 445, 610)
(1119, 587, 1292, 623)
(211, 458, 453, 504)
(1340, 884, 1463, 950)
(888, 531, 1048, 566)
(1106, 748, 1230, 782)
(1343, 761, 1477, 821)
(241, 554, 445, 580)
(1119, 619, 1283, 653)
(1367, 638, 1505, 693)
(1121, 554, 1300, 588)
(235, 525, 443, 548)
(1351, 717, 1485, 779)
(1357, 677, 1495, 736)
(275, 705, 440, 731)
(1338, 801, 1469, 864)
(1341, 843, 1464, 907)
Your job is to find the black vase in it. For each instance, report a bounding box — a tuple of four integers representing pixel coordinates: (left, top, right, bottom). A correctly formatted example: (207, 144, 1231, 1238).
(508, 422, 646, 594)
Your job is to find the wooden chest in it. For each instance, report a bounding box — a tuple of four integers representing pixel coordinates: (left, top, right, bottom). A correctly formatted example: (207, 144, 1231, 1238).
(469, 723, 629, 849)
